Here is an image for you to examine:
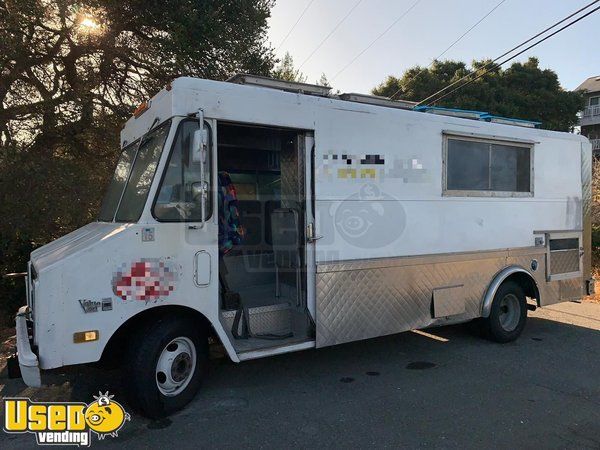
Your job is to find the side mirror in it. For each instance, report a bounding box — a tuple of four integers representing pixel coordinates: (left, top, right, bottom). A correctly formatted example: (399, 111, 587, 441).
(191, 181, 208, 200)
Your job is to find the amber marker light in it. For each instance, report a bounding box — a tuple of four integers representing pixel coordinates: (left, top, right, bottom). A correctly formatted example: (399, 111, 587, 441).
(133, 101, 150, 118)
(73, 330, 99, 343)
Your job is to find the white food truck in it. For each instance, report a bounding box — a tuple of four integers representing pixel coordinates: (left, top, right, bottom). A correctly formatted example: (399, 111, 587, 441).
(12, 75, 593, 418)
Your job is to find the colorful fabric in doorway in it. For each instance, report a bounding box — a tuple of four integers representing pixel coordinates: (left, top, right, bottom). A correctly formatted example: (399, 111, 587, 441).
(218, 171, 245, 254)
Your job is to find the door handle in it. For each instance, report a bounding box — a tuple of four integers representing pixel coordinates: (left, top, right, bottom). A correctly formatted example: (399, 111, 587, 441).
(306, 222, 323, 243)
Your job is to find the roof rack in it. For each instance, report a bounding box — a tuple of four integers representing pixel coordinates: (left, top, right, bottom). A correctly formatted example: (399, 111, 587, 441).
(338, 93, 416, 110)
(414, 106, 541, 128)
(226, 75, 540, 127)
(226, 74, 416, 110)
(227, 74, 332, 97)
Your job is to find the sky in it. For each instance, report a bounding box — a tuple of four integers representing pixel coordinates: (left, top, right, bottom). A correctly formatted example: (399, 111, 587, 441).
(267, 0, 600, 95)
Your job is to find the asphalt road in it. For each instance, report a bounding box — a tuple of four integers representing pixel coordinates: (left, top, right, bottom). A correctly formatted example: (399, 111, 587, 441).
(1, 301, 599, 449)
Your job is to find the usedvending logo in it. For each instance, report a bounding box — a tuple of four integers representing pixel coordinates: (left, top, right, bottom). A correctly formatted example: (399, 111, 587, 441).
(3, 392, 130, 446)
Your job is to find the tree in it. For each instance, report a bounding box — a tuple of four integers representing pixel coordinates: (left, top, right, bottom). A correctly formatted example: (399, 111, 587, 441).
(372, 58, 583, 131)
(272, 52, 307, 83)
(316, 73, 330, 87)
(1, 0, 276, 151)
(0, 0, 276, 322)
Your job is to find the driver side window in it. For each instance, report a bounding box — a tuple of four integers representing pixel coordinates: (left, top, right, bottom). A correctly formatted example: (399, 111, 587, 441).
(153, 120, 212, 221)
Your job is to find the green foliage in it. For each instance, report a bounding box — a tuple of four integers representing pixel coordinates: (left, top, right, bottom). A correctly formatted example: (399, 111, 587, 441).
(372, 58, 584, 131)
(0, 0, 276, 322)
(316, 73, 331, 87)
(272, 52, 307, 83)
(0, 232, 34, 324)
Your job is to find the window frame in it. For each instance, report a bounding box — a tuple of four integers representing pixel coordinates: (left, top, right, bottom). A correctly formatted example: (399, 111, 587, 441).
(97, 139, 139, 222)
(589, 96, 600, 107)
(151, 118, 214, 223)
(442, 131, 535, 198)
(114, 119, 173, 223)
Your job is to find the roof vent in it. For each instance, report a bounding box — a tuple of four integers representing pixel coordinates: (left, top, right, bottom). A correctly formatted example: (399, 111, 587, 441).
(227, 74, 332, 97)
(338, 93, 416, 110)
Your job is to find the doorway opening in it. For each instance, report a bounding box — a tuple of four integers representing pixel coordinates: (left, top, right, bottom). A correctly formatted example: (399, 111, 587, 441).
(217, 122, 314, 352)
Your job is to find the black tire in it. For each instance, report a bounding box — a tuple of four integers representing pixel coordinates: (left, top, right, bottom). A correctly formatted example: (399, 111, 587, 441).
(124, 315, 208, 418)
(481, 280, 527, 343)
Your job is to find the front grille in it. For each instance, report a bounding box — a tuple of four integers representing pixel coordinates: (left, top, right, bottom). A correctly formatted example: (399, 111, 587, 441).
(26, 262, 32, 309)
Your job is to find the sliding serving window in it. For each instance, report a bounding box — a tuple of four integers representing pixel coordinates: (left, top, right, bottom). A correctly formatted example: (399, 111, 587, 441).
(443, 133, 533, 197)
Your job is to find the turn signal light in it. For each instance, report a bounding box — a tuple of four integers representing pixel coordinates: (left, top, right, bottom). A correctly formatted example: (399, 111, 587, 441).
(73, 330, 99, 343)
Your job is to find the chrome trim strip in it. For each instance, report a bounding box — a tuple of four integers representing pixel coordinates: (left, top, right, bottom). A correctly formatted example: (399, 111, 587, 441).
(237, 340, 315, 361)
(317, 246, 546, 274)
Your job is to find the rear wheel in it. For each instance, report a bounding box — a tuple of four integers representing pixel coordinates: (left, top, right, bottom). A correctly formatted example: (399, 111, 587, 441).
(481, 281, 527, 343)
(124, 316, 208, 418)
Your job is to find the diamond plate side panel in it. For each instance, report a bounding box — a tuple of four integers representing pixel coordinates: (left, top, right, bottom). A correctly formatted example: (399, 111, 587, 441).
(222, 304, 292, 336)
(549, 250, 580, 275)
(506, 254, 560, 306)
(316, 255, 508, 347)
(559, 278, 583, 300)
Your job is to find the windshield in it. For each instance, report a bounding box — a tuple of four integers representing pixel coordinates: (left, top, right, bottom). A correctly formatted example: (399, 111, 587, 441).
(98, 120, 172, 222)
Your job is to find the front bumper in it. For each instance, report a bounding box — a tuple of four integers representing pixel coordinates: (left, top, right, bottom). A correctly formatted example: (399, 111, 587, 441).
(15, 306, 41, 387)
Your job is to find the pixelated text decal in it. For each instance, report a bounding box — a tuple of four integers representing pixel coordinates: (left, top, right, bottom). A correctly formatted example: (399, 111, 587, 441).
(320, 152, 428, 183)
(112, 259, 178, 303)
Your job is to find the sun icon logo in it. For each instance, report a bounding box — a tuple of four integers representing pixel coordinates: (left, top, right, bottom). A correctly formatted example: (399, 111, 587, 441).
(84, 392, 130, 439)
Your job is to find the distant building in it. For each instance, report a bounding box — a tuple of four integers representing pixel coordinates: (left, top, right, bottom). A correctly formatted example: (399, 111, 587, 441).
(576, 75, 600, 152)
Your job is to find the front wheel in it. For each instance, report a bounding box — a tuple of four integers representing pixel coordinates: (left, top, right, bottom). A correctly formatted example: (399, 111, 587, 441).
(481, 281, 527, 343)
(124, 316, 208, 418)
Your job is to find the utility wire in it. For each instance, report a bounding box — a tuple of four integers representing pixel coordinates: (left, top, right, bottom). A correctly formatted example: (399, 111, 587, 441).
(389, 0, 508, 100)
(426, 3, 600, 106)
(416, 0, 600, 106)
(331, 0, 423, 81)
(275, 0, 317, 52)
(298, 0, 364, 70)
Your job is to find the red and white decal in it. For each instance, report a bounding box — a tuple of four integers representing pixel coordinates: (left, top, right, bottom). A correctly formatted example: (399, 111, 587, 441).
(112, 259, 177, 302)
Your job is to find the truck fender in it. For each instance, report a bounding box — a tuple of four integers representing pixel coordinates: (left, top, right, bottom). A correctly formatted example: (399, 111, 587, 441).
(481, 265, 539, 318)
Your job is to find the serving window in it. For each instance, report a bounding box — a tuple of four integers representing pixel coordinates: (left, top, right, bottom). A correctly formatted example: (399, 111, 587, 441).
(443, 132, 534, 197)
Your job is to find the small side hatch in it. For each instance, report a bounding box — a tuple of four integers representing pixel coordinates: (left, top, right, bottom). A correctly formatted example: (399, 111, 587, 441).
(432, 284, 465, 318)
(545, 232, 582, 281)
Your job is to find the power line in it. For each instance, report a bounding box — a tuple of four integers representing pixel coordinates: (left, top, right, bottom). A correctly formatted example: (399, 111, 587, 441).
(427, 3, 600, 106)
(389, 0, 508, 100)
(434, 0, 509, 64)
(331, 0, 423, 82)
(275, 0, 317, 52)
(298, 0, 364, 70)
(417, 0, 600, 106)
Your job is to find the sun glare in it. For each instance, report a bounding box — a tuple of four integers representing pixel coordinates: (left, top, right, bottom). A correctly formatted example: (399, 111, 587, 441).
(78, 16, 102, 34)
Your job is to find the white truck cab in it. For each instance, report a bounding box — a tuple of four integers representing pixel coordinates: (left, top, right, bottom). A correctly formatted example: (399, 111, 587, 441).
(14, 75, 593, 418)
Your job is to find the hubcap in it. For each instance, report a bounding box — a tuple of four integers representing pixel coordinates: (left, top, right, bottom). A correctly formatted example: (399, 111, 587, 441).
(155, 337, 197, 396)
(498, 294, 520, 332)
